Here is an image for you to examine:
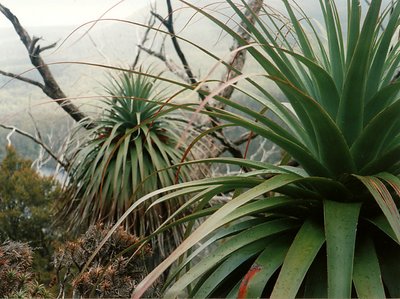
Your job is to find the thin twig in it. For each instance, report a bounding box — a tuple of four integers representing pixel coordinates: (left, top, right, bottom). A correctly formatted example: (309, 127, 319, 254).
(0, 70, 45, 89)
(137, 45, 188, 81)
(0, 123, 68, 169)
(132, 10, 157, 69)
(152, 0, 197, 85)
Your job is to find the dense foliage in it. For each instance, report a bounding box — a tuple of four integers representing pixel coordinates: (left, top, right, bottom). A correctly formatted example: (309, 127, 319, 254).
(0, 241, 51, 298)
(0, 145, 62, 284)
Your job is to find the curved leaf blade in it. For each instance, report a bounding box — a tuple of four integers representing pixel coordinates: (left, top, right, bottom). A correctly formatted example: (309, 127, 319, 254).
(241, 236, 292, 299)
(166, 219, 298, 298)
(351, 100, 400, 169)
(270, 219, 325, 299)
(193, 238, 269, 298)
(355, 175, 400, 243)
(324, 200, 361, 298)
(337, 0, 382, 145)
(131, 174, 301, 299)
(353, 235, 385, 298)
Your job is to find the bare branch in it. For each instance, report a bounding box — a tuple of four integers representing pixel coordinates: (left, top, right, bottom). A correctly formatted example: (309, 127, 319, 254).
(0, 123, 68, 169)
(149, 0, 263, 99)
(233, 131, 257, 146)
(134, 6, 191, 82)
(138, 44, 166, 62)
(0, 3, 92, 128)
(0, 69, 45, 89)
(218, 0, 264, 103)
(154, 0, 198, 85)
(137, 45, 189, 81)
(151, 11, 168, 27)
(37, 41, 57, 53)
(132, 11, 157, 69)
(207, 129, 243, 157)
(186, 120, 254, 161)
(211, 131, 258, 158)
(87, 34, 111, 65)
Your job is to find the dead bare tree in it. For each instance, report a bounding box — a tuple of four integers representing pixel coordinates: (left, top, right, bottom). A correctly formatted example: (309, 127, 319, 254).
(0, 3, 91, 128)
(137, 0, 264, 160)
(0, 3, 96, 170)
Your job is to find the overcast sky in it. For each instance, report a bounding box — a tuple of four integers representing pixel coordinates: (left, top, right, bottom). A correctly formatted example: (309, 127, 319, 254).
(0, 0, 151, 28)
(0, 0, 392, 30)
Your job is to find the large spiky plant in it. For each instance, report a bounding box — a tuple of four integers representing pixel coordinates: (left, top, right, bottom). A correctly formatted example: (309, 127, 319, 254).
(61, 71, 192, 255)
(102, 0, 399, 298)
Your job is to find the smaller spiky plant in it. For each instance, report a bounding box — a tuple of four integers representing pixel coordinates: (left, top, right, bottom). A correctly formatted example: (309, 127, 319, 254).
(0, 241, 52, 298)
(61, 71, 191, 255)
(53, 223, 160, 298)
